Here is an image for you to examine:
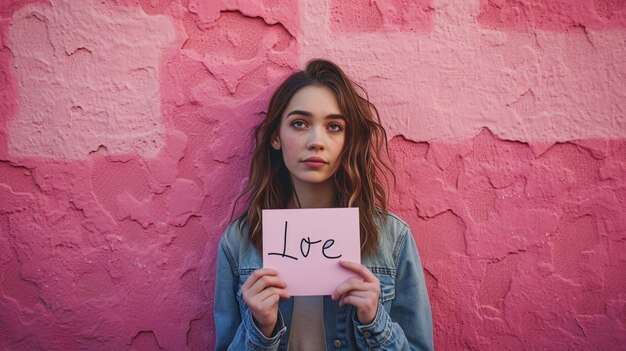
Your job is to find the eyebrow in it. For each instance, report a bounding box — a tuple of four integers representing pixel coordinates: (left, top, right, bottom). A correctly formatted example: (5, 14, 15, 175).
(286, 110, 345, 120)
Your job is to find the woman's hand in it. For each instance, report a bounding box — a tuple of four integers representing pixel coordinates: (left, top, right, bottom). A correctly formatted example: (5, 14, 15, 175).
(331, 261, 380, 324)
(241, 268, 291, 337)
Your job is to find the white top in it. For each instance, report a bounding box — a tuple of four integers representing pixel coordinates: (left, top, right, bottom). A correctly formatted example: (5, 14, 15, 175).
(288, 296, 327, 351)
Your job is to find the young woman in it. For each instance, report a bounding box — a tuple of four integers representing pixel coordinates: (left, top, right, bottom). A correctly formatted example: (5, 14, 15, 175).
(214, 59, 433, 350)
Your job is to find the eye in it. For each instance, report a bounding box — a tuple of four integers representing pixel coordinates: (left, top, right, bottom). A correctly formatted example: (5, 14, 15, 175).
(291, 120, 306, 129)
(328, 123, 344, 132)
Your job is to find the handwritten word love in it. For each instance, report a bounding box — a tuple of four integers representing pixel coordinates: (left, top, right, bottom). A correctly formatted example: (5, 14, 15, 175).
(267, 221, 341, 260)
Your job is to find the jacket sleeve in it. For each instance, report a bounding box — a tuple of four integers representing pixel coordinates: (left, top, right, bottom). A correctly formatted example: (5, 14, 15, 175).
(352, 227, 434, 350)
(213, 238, 287, 351)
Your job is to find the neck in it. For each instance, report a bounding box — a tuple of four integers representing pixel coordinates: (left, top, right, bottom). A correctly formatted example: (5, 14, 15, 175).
(289, 178, 337, 209)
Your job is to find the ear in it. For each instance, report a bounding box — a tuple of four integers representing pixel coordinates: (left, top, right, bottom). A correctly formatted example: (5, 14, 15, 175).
(271, 135, 281, 150)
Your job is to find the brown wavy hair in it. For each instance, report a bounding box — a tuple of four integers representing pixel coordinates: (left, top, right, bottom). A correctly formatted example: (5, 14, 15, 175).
(235, 59, 393, 257)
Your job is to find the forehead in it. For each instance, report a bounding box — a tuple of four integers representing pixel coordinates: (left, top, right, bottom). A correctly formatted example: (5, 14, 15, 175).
(284, 85, 341, 115)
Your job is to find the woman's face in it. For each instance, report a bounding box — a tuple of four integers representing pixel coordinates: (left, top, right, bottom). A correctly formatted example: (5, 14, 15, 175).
(271, 85, 346, 189)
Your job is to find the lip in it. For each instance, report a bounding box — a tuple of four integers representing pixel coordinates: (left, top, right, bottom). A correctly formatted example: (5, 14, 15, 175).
(302, 156, 328, 164)
(302, 156, 328, 168)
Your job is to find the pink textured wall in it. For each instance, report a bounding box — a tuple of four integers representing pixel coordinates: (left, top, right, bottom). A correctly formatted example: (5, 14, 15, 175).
(0, 0, 624, 350)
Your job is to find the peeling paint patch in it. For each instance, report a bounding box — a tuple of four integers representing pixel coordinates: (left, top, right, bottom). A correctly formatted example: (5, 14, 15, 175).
(0, 161, 38, 193)
(129, 330, 162, 350)
(331, 0, 434, 32)
(182, 10, 297, 94)
(6, 0, 176, 160)
(478, 0, 626, 31)
(476, 255, 517, 309)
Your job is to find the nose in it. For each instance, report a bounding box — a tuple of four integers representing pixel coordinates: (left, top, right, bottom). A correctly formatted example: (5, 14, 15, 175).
(306, 127, 325, 150)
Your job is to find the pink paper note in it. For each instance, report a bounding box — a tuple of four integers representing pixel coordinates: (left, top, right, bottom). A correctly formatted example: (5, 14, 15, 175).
(262, 208, 361, 296)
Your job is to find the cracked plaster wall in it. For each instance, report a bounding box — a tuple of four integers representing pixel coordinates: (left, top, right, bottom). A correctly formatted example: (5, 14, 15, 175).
(0, 0, 624, 350)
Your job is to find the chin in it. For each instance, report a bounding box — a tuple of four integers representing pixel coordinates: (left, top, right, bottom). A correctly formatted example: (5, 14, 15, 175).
(300, 178, 331, 185)
(294, 175, 333, 185)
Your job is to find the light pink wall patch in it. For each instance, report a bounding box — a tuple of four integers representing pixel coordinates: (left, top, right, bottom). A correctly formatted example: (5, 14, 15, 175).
(7, 0, 175, 160)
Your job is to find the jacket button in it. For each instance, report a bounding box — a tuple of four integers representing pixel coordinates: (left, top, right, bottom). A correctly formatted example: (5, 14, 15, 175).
(333, 339, 342, 348)
(363, 331, 371, 338)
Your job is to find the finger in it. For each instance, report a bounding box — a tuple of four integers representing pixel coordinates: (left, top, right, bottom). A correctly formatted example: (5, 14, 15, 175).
(338, 293, 371, 308)
(255, 287, 291, 304)
(339, 294, 358, 308)
(339, 261, 378, 282)
(338, 290, 378, 308)
(331, 277, 365, 300)
(342, 289, 373, 299)
(244, 281, 286, 304)
(242, 269, 279, 290)
(259, 292, 281, 308)
(249, 275, 287, 294)
(338, 289, 375, 301)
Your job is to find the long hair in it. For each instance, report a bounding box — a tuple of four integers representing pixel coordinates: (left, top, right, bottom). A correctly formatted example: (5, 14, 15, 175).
(235, 59, 393, 257)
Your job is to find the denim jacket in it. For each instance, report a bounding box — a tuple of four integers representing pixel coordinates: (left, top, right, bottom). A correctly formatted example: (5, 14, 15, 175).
(214, 212, 433, 350)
